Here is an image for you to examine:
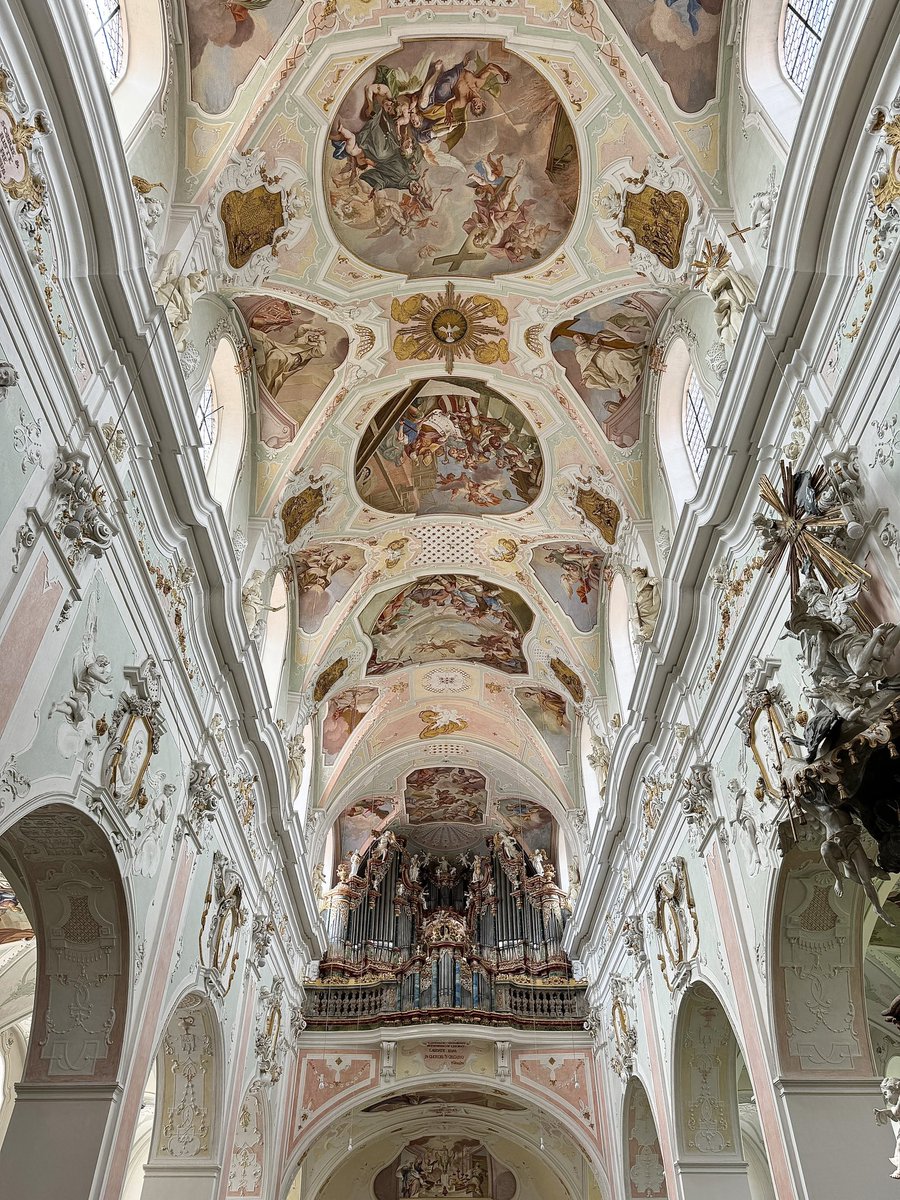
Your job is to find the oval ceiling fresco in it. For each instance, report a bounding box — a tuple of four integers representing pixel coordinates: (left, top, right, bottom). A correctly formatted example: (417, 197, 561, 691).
(363, 574, 533, 675)
(325, 39, 579, 279)
(355, 376, 543, 516)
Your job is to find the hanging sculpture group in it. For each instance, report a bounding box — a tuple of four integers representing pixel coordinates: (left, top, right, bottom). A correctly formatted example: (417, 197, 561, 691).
(756, 459, 900, 920)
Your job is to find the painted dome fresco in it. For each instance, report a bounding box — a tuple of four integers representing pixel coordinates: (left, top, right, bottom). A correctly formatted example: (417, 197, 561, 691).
(355, 376, 543, 516)
(325, 39, 579, 279)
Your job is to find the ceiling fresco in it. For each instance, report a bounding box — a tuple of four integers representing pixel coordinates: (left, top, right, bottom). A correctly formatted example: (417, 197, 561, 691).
(529, 544, 606, 632)
(355, 376, 543, 516)
(404, 766, 487, 826)
(186, 0, 302, 114)
(325, 39, 579, 279)
(235, 295, 348, 449)
(549, 292, 668, 448)
(604, 0, 724, 114)
(129, 0, 762, 909)
(322, 685, 379, 763)
(293, 544, 365, 634)
(514, 687, 572, 766)
(363, 575, 534, 676)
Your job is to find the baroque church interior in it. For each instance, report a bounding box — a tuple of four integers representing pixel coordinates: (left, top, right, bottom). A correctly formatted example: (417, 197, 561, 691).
(4, 0, 900, 1196)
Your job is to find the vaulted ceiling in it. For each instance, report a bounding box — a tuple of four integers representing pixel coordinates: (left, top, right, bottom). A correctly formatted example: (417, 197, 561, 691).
(135, 0, 740, 866)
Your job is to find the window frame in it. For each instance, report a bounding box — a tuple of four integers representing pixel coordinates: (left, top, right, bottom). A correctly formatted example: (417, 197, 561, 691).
(779, 0, 837, 95)
(81, 0, 128, 87)
(682, 370, 712, 480)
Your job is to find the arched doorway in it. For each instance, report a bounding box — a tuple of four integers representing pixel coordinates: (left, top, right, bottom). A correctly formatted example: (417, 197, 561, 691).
(623, 1076, 668, 1198)
(0, 802, 130, 1199)
(672, 981, 776, 1200)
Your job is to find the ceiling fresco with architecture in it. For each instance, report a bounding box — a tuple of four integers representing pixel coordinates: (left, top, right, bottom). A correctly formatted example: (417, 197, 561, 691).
(355, 376, 543, 516)
(124, 0, 759, 920)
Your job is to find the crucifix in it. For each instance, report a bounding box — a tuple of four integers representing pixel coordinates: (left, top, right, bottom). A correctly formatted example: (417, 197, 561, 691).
(432, 235, 487, 273)
(727, 220, 760, 244)
(550, 318, 581, 342)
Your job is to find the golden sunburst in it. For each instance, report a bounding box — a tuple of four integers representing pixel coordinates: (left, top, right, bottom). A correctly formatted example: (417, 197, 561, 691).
(757, 460, 869, 622)
(391, 282, 509, 373)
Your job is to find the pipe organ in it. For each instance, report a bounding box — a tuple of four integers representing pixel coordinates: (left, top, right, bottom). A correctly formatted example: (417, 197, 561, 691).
(305, 833, 586, 1029)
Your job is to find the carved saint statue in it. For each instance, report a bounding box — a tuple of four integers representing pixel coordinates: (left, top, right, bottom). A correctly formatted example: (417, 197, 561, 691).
(154, 251, 208, 351)
(693, 241, 756, 347)
(785, 577, 900, 723)
(631, 566, 661, 643)
(875, 1077, 900, 1179)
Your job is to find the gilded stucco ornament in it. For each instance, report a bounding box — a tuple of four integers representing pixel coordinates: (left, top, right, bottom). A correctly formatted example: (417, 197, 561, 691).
(102, 658, 166, 817)
(199, 850, 246, 998)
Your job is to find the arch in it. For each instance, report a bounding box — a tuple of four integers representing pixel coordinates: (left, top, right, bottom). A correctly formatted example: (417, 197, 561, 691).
(672, 980, 770, 1198)
(767, 838, 873, 1077)
(0, 803, 131, 1197)
(608, 572, 637, 709)
(225, 1082, 268, 1198)
(203, 338, 248, 519)
(763, 837, 890, 1195)
(656, 337, 702, 516)
(138, 990, 224, 1200)
(260, 572, 289, 705)
(278, 1066, 611, 1200)
(740, 0, 803, 147)
(622, 1075, 668, 1198)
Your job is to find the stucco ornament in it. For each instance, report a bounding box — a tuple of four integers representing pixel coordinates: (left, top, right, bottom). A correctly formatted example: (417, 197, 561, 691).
(49, 588, 113, 756)
(652, 856, 700, 991)
(52, 449, 119, 561)
(199, 850, 246, 996)
(875, 1077, 900, 1179)
(255, 977, 285, 1083)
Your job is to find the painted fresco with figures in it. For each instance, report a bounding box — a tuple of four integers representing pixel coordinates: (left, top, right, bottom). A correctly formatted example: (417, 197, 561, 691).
(3, 0, 894, 1198)
(356, 376, 543, 516)
(325, 40, 579, 279)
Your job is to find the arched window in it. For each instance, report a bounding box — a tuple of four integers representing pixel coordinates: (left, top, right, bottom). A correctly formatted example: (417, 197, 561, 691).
(657, 336, 703, 514)
(781, 0, 837, 93)
(260, 574, 289, 704)
(683, 370, 711, 478)
(580, 722, 604, 834)
(608, 572, 637, 709)
(202, 339, 247, 516)
(81, 0, 126, 85)
(194, 380, 217, 469)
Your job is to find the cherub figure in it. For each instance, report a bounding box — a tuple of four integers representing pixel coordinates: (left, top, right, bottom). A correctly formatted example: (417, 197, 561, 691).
(875, 1077, 900, 1178)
